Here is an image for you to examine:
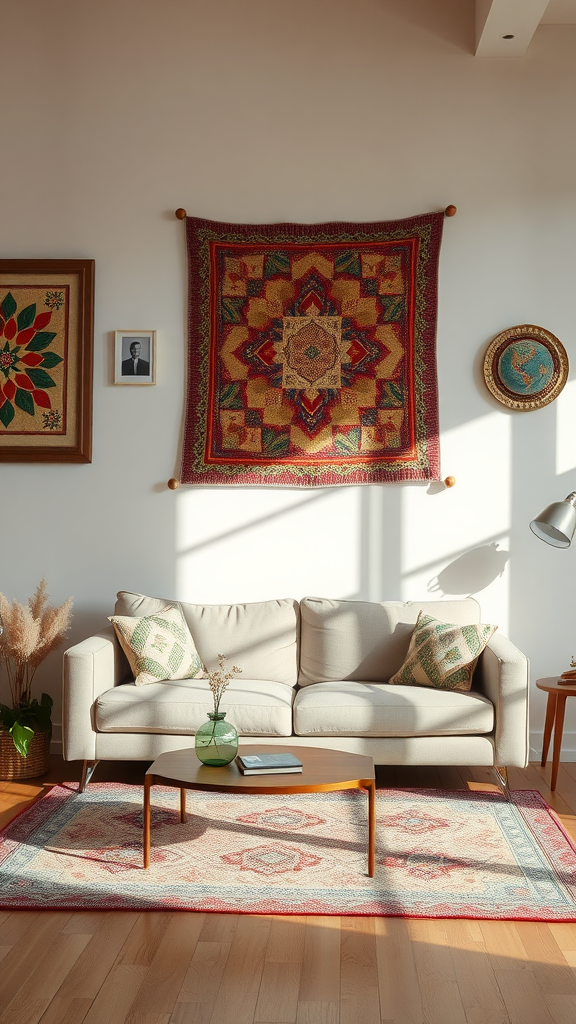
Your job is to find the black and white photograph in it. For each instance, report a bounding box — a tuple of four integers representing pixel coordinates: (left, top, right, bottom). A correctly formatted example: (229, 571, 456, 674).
(114, 330, 156, 384)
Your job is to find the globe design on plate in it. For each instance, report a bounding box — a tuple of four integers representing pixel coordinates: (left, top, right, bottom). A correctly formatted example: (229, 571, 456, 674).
(498, 340, 554, 396)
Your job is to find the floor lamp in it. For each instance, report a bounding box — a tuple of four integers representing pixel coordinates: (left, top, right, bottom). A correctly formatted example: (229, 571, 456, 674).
(530, 491, 576, 548)
(530, 491, 576, 790)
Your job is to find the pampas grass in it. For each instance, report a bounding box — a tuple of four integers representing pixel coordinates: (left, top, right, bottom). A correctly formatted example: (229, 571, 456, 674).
(0, 580, 73, 708)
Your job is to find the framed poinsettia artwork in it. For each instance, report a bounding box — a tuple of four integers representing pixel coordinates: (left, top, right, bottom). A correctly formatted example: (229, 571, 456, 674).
(0, 259, 94, 462)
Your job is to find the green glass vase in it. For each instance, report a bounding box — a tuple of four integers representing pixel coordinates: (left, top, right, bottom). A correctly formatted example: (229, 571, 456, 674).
(195, 711, 238, 766)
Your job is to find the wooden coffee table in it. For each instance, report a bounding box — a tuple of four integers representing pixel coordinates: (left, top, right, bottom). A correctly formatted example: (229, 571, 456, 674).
(143, 744, 376, 875)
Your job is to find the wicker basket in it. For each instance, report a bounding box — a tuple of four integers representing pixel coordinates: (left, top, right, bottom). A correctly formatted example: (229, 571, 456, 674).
(0, 728, 51, 780)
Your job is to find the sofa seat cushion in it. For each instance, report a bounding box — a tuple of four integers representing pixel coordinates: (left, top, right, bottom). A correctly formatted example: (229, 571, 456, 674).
(293, 681, 494, 737)
(95, 678, 294, 737)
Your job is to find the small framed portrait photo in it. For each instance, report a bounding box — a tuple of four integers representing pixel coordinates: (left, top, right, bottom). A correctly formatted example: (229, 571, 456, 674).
(114, 330, 156, 385)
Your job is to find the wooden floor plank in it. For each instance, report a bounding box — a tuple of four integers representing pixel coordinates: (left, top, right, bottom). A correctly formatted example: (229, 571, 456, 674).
(549, 923, 576, 952)
(340, 916, 380, 1024)
(436, 765, 469, 790)
(39, 997, 92, 1024)
(545, 993, 576, 1024)
(0, 911, 40, 946)
(374, 917, 424, 1024)
(198, 912, 238, 944)
(478, 920, 530, 972)
(254, 961, 302, 1023)
(125, 913, 205, 1023)
(39, 911, 140, 1016)
(444, 919, 509, 1024)
(407, 919, 468, 1024)
(61, 912, 109, 935)
(82, 965, 147, 1024)
(495, 967, 557, 1024)
(0, 913, 72, 1011)
(514, 922, 576, 995)
(171, 940, 231, 1024)
(116, 913, 173, 967)
(296, 917, 340, 1024)
(414, 766, 443, 789)
(264, 916, 306, 963)
(0, 932, 91, 1024)
(208, 914, 271, 1024)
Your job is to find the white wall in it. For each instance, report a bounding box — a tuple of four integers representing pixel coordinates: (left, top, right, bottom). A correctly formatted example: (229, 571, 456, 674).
(2, 0, 576, 758)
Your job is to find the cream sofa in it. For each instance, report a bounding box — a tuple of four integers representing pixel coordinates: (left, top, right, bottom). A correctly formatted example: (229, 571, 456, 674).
(62, 593, 530, 790)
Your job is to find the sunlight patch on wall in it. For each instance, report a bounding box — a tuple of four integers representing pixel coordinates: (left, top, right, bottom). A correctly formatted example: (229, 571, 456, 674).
(176, 487, 361, 604)
(401, 412, 511, 575)
(556, 378, 576, 477)
(401, 533, 510, 635)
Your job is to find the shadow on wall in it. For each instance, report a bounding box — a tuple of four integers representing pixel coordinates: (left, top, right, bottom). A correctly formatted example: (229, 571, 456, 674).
(427, 543, 509, 597)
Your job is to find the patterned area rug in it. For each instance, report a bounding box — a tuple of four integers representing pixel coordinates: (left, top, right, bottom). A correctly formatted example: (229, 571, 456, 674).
(1, 785, 576, 919)
(181, 213, 443, 487)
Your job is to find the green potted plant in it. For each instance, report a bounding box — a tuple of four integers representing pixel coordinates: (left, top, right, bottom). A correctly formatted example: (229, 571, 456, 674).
(0, 579, 72, 779)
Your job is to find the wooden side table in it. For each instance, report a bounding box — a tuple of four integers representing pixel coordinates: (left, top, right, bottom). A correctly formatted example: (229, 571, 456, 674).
(537, 676, 576, 791)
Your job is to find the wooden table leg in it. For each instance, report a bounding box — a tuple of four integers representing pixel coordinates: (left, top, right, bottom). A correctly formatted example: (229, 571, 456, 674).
(551, 694, 567, 792)
(365, 780, 376, 878)
(143, 775, 152, 868)
(180, 787, 187, 823)
(541, 691, 557, 767)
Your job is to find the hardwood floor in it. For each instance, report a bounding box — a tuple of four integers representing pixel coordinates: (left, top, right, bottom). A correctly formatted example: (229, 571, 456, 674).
(1, 757, 576, 1024)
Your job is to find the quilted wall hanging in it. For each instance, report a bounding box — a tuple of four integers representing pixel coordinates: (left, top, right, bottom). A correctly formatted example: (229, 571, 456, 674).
(181, 212, 444, 487)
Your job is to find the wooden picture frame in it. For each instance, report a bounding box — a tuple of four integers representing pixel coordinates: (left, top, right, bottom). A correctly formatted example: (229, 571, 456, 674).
(114, 330, 156, 385)
(483, 324, 569, 411)
(0, 258, 94, 462)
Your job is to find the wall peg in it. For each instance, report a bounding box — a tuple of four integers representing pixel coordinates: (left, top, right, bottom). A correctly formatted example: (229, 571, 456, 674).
(444, 476, 456, 488)
(167, 478, 181, 489)
(175, 209, 187, 220)
(444, 205, 457, 217)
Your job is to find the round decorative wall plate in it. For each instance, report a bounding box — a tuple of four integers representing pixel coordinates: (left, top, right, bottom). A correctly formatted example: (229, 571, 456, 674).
(483, 324, 569, 411)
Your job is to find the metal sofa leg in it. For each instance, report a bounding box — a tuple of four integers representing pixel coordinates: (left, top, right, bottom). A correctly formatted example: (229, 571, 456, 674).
(492, 765, 511, 801)
(79, 760, 100, 793)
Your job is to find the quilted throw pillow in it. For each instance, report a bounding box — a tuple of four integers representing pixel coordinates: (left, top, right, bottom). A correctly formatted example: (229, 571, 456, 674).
(388, 612, 497, 693)
(109, 605, 204, 686)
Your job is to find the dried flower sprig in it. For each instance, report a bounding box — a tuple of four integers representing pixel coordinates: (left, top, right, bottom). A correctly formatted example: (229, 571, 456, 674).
(204, 653, 242, 714)
(0, 579, 73, 709)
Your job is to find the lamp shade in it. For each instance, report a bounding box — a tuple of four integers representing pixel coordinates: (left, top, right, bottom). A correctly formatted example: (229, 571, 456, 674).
(530, 491, 576, 548)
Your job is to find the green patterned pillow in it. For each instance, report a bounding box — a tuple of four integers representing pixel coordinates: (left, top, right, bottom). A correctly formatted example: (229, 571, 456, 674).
(109, 605, 204, 686)
(388, 612, 497, 693)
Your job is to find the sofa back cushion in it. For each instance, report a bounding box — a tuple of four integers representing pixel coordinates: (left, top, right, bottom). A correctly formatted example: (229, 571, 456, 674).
(298, 597, 482, 685)
(114, 593, 300, 687)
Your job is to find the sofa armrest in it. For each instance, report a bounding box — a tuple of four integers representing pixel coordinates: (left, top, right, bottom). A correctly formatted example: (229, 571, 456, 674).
(62, 626, 128, 761)
(475, 633, 530, 768)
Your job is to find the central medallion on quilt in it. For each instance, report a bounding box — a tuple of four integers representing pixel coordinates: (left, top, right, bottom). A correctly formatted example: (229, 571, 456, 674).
(182, 213, 444, 486)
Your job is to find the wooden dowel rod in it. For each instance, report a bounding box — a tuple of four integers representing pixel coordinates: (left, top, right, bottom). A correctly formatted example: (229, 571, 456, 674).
(444, 476, 456, 488)
(444, 205, 457, 217)
(175, 208, 187, 220)
(167, 478, 180, 489)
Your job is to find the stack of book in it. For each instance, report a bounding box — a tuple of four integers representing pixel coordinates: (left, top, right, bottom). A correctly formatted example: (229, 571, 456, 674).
(236, 752, 303, 775)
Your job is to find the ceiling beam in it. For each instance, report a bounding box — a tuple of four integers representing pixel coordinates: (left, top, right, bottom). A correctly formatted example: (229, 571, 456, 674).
(475, 0, 551, 57)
